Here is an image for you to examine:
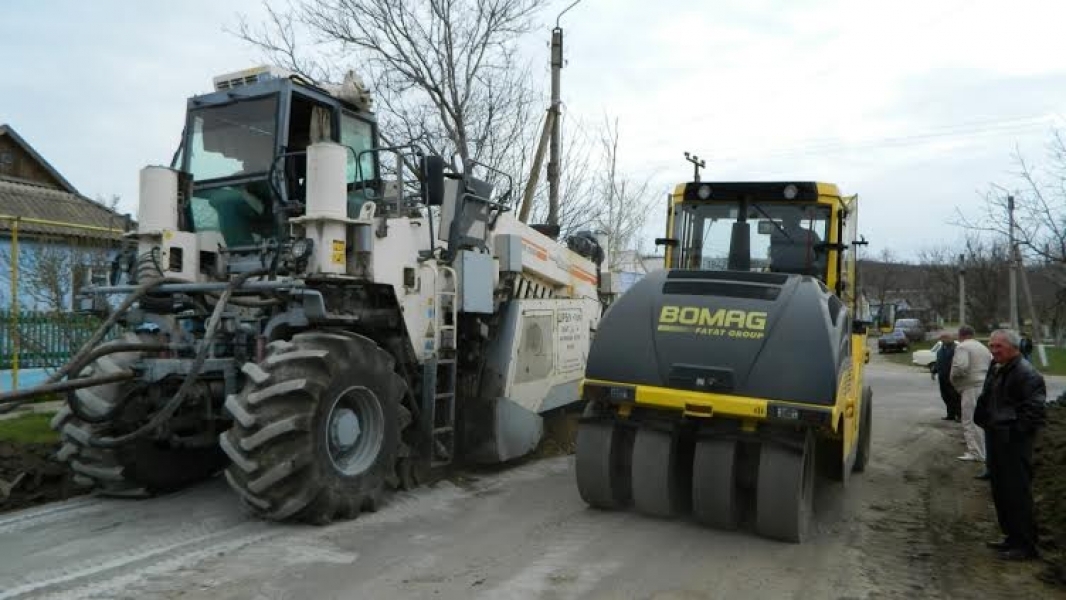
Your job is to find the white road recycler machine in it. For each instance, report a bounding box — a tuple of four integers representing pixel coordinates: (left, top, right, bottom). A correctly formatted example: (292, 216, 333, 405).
(0, 66, 606, 524)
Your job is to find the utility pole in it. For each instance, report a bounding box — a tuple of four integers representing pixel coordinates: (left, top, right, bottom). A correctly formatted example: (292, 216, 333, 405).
(1008, 195, 1019, 330)
(957, 253, 966, 326)
(1016, 244, 1050, 366)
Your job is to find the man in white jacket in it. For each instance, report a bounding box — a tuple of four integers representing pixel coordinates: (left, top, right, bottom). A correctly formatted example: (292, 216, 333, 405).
(950, 325, 992, 462)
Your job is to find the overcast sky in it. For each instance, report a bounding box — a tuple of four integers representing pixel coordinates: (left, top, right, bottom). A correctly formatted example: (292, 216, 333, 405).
(3, 0, 1065, 261)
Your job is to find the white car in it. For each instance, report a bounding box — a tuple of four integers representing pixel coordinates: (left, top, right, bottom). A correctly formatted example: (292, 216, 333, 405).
(911, 341, 943, 372)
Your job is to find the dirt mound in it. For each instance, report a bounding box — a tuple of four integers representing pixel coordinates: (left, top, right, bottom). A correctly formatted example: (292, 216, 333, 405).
(1034, 394, 1066, 586)
(0, 440, 87, 513)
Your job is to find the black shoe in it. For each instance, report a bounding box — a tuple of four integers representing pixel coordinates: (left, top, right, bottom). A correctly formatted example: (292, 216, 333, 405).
(942, 415, 955, 420)
(986, 539, 1013, 551)
(998, 547, 1039, 561)
(975, 472, 991, 480)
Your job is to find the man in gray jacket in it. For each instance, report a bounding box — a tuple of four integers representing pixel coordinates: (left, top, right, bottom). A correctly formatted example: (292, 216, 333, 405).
(950, 325, 992, 462)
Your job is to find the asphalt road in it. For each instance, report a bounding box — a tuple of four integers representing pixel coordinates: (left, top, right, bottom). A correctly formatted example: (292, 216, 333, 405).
(2, 357, 1063, 600)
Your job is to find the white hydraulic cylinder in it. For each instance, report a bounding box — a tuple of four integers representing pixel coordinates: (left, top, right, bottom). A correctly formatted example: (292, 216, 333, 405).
(137, 166, 180, 234)
(305, 142, 349, 274)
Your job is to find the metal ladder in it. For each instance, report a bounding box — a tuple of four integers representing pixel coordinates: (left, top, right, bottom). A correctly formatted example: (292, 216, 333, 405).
(422, 265, 459, 467)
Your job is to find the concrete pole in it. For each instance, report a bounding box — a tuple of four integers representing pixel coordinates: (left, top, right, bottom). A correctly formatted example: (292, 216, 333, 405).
(957, 253, 966, 326)
(1016, 246, 1049, 366)
(1008, 195, 1019, 330)
(546, 26, 563, 228)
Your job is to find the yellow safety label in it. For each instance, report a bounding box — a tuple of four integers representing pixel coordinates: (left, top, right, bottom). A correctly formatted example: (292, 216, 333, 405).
(331, 240, 345, 264)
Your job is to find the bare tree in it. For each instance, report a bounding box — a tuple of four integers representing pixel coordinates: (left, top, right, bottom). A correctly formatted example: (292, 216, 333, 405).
(953, 127, 1066, 337)
(960, 236, 1010, 332)
(594, 117, 655, 270)
(515, 113, 604, 236)
(956, 129, 1066, 270)
(235, 0, 542, 178)
(861, 249, 904, 327)
(915, 246, 961, 324)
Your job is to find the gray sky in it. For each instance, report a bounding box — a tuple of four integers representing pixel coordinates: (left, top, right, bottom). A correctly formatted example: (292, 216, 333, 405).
(3, 0, 1064, 260)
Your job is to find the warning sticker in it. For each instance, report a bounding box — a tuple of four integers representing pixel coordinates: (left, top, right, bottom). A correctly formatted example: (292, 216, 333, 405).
(331, 240, 345, 265)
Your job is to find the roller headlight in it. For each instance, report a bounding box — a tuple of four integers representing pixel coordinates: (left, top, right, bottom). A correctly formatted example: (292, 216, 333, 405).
(697, 184, 712, 200)
(783, 184, 799, 200)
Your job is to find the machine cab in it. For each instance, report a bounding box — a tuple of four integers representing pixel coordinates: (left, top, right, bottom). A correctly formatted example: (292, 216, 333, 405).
(176, 66, 380, 248)
(660, 181, 861, 307)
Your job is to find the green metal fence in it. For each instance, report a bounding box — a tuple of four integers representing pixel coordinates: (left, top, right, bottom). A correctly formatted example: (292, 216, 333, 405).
(0, 311, 111, 369)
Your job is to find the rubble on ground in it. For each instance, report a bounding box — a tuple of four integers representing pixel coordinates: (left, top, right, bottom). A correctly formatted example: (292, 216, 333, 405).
(0, 441, 87, 513)
(1034, 392, 1066, 586)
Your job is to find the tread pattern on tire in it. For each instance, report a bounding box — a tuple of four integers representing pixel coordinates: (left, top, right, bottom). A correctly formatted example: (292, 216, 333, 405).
(51, 334, 225, 497)
(220, 331, 409, 524)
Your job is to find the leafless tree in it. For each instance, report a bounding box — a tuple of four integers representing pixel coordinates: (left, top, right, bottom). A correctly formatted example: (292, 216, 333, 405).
(960, 236, 1010, 332)
(235, 0, 542, 178)
(594, 117, 655, 270)
(861, 249, 904, 327)
(915, 246, 961, 324)
(516, 113, 605, 236)
(955, 129, 1066, 272)
(953, 128, 1066, 337)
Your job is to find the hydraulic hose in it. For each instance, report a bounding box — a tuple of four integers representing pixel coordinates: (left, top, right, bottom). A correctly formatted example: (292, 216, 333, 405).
(87, 269, 268, 449)
(63, 342, 170, 423)
(0, 371, 136, 407)
(0, 277, 183, 414)
(50, 276, 184, 385)
(0, 342, 168, 414)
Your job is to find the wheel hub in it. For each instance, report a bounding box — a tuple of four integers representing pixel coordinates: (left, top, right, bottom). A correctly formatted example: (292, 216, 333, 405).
(329, 408, 361, 450)
(325, 386, 384, 477)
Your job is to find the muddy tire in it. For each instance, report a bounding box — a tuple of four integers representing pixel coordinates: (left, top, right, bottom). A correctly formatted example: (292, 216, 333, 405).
(853, 386, 873, 473)
(692, 439, 740, 530)
(575, 421, 632, 509)
(220, 331, 408, 524)
(51, 334, 225, 497)
(755, 432, 815, 543)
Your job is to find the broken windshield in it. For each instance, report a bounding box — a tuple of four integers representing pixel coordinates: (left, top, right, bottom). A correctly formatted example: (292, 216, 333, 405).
(187, 96, 278, 181)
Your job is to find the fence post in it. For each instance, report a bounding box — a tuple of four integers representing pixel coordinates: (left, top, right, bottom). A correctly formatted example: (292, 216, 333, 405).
(10, 217, 19, 390)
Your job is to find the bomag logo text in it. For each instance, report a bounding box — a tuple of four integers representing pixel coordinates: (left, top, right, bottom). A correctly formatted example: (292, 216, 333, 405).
(658, 306, 767, 339)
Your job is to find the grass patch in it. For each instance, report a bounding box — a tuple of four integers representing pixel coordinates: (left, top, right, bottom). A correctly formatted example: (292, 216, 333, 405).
(879, 338, 1066, 376)
(880, 339, 935, 367)
(1035, 346, 1066, 376)
(0, 412, 59, 445)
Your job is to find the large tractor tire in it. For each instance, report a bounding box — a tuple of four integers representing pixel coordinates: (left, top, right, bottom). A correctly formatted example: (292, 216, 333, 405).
(221, 331, 409, 524)
(51, 334, 226, 497)
(755, 432, 816, 543)
(852, 386, 873, 473)
(630, 428, 690, 519)
(575, 420, 632, 509)
(692, 439, 741, 530)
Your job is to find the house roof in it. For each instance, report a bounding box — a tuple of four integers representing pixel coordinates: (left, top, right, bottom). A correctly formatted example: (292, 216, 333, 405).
(0, 124, 78, 195)
(0, 178, 129, 240)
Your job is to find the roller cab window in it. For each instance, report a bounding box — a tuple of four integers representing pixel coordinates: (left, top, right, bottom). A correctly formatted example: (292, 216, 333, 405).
(670, 201, 831, 281)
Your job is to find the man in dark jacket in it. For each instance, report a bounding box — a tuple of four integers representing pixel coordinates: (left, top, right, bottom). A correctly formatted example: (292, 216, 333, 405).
(935, 334, 961, 421)
(975, 329, 1047, 561)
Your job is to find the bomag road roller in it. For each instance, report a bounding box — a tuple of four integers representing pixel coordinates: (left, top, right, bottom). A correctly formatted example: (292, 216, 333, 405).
(0, 65, 608, 524)
(575, 178, 873, 543)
